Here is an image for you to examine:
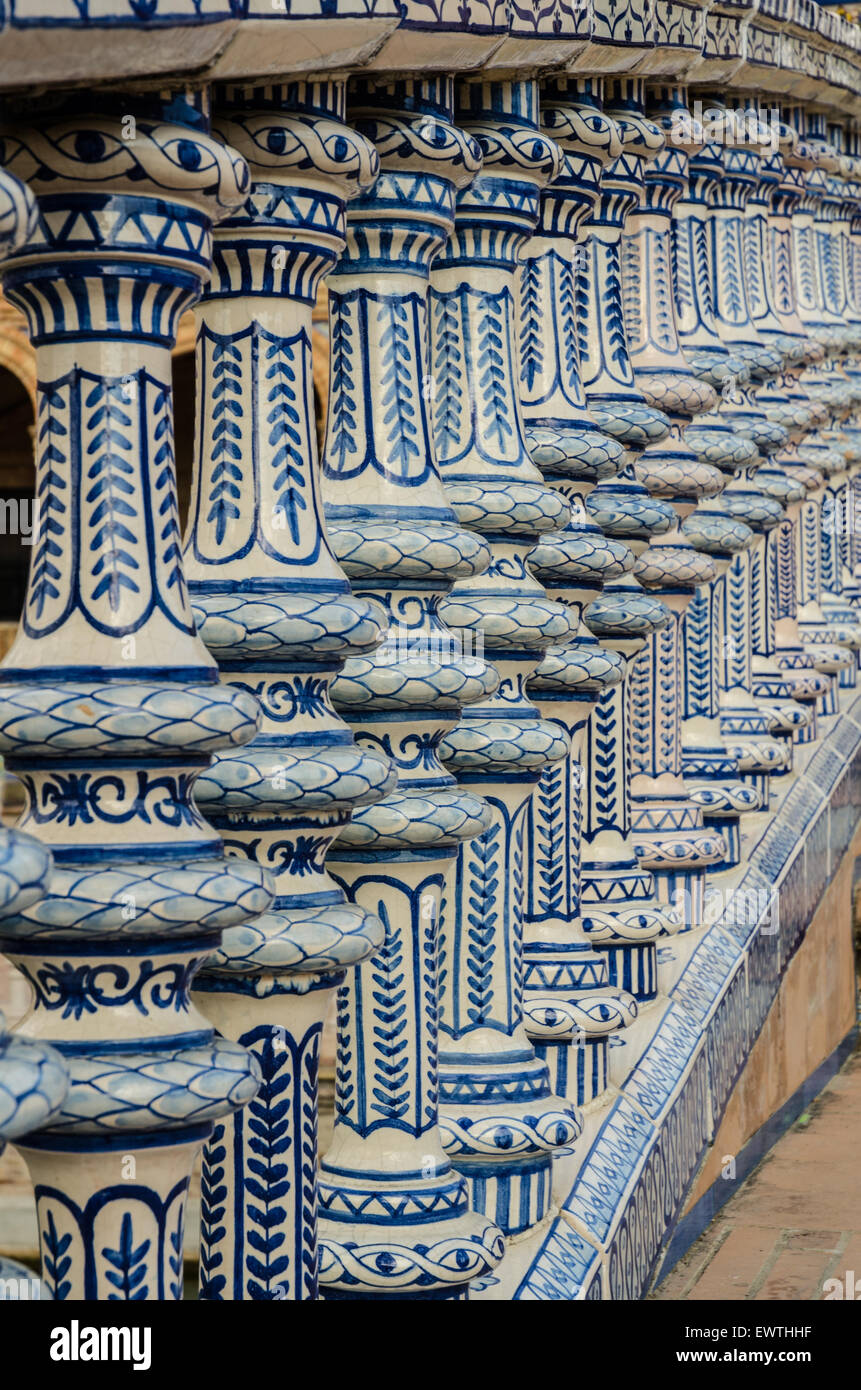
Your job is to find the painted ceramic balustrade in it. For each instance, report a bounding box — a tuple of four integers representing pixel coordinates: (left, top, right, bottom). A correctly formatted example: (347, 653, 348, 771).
(424, 75, 583, 1240)
(792, 471, 857, 713)
(788, 116, 861, 653)
(848, 133, 861, 370)
(695, 102, 790, 445)
(576, 565, 680, 1002)
(828, 128, 861, 459)
(679, 536, 760, 873)
(765, 489, 838, 741)
(574, 83, 688, 598)
(316, 76, 506, 1302)
(641, 87, 766, 854)
(179, 80, 400, 1303)
(750, 116, 850, 671)
(840, 139, 861, 597)
(690, 111, 856, 697)
(666, 97, 778, 478)
(665, 136, 794, 789)
(726, 126, 829, 746)
(747, 481, 829, 746)
(725, 101, 827, 464)
(805, 115, 861, 361)
(763, 124, 852, 553)
(717, 540, 798, 804)
(515, 75, 640, 1110)
(575, 79, 672, 463)
(674, 104, 814, 763)
(799, 138, 861, 538)
(639, 88, 759, 472)
(800, 117, 861, 621)
(738, 104, 841, 644)
(549, 79, 683, 1001)
(806, 148, 861, 644)
(0, 93, 277, 1301)
(746, 114, 842, 511)
(524, 524, 642, 1108)
(788, 112, 859, 435)
(518, 77, 626, 489)
(613, 80, 735, 926)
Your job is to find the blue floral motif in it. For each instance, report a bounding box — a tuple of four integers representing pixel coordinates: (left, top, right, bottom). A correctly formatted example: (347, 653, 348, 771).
(23, 956, 198, 1021)
(103, 1212, 151, 1300)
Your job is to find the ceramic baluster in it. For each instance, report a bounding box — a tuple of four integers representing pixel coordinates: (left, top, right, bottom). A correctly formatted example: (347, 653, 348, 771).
(736, 118, 832, 738)
(730, 117, 825, 745)
(613, 80, 732, 927)
(841, 132, 861, 591)
(0, 161, 70, 1286)
(516, 77, 639, 1113)
(679, 549, 759, 872)
(809, 119, 861, 623)
(829, 124, 861, 472)
(733, 100, 823, 462)
(576, 81, 673, 461)
(791, 111, 861, 659)
(739, 102, 839, 698)
(668, 99, 778, 483)
(789, 109, 857, 441)
(315, 76, 506, 1302)
(554, 78, 683, 1000)
(684, 99, 815, 762)
(750, 118, 849, 691)
(180, 80, 399, 1302)
(742, 118, 857, 695)
(645, 89, 764, 860)
(0, 92, 276, 1301)
(662, 108, 790, 797)
(423, 75, 582, 1240)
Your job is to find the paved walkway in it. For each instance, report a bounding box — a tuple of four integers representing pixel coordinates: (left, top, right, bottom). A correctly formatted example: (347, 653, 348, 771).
(652, 1047, 861, 1301)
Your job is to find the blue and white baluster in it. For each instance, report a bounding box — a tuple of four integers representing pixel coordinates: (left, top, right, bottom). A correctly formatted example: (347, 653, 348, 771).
(665, 105, 806, 773)
(316, 76, 506, 1302)
(613, 80, 729, 927)
(561, 82, 681, 1004)
(790, 114, 857, 457)
(645, 89, 764, 865)
(690, 102, 811, 761)
(0, 156, 68, 1299)
(425, 75, 585, 1243)
(755, 122, 855, 703)
(733, 106, 834, 736)
(517, 77, 639, 1116)
(679, 534, 760, 873)
(0, 95, 273, 1301)
(181, 81, 397, 1302)
(789, 116, 861, 670)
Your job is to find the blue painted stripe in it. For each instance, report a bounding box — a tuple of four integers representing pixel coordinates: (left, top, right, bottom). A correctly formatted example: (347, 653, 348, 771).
(5, 935, 220, 958)
(20, 1122, 213, 1153)
(49, 1029, 215, 1056)
(0, 666, 215, 684)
